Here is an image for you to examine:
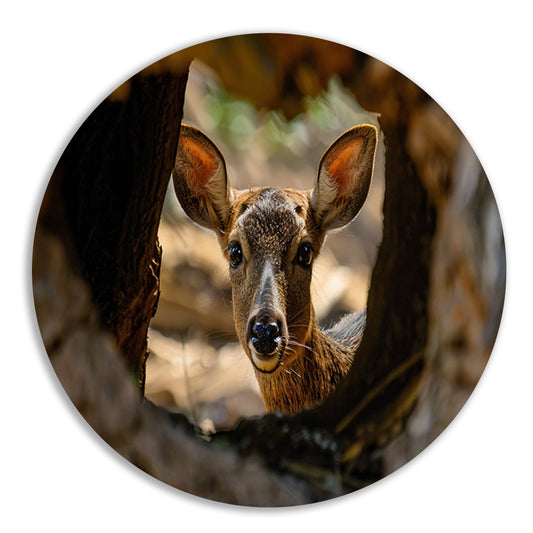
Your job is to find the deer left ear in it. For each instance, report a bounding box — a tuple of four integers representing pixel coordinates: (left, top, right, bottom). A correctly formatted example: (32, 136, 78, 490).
(310, 124, 377, 231)
(172, 125, 231, 236)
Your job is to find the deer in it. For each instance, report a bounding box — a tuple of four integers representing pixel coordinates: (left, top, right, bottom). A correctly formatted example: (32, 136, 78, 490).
(172, 123, 377, 414)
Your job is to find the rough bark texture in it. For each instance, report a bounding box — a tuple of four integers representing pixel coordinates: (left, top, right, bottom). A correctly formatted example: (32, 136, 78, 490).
(37, 67, 189, 391)
(32, 34, 505, 505)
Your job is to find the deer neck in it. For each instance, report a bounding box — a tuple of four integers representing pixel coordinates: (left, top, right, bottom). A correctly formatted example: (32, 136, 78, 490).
(255, 313, 353, 414)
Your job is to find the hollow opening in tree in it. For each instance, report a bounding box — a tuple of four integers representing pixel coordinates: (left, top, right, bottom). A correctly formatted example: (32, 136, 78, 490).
(145, 63, 385, 430)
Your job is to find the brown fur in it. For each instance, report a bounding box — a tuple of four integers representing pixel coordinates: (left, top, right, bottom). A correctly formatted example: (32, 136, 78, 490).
(173, 124, 377, 414)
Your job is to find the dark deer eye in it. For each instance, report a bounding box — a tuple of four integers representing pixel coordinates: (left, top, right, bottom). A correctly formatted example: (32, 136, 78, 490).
(297, 243, 313, 267)
(228, 242, 243, 268)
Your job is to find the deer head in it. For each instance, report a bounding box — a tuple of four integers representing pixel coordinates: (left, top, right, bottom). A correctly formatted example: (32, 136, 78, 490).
(173, 124, 377, 380)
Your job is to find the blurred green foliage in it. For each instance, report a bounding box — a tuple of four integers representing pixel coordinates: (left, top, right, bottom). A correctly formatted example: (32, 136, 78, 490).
(202, 76, 378, 157)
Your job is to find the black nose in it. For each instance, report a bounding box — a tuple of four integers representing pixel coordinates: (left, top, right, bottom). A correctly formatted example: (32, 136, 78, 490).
(251, 321, 281, 355)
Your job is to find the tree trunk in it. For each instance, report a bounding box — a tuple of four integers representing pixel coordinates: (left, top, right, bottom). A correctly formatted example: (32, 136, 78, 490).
(36, 66, 189, 392)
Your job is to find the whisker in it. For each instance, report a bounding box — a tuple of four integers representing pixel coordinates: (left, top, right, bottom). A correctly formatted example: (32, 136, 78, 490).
(287, 340, 313, 353)
(283, 345, 297, 356)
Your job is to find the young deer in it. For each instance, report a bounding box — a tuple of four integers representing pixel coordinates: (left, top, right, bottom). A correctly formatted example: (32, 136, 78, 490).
(172, 124, 377, 414)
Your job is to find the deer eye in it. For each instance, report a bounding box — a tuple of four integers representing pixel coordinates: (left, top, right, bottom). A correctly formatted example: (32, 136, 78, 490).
(228, 242, 243, 268)
(297, 243, 313, 267)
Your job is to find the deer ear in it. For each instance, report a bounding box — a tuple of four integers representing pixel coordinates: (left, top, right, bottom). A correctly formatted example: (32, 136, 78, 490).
(172, 125, 230, 235)
(310, 125, 377, 231)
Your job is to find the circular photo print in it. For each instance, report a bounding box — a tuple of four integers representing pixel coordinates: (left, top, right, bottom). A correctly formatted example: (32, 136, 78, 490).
(32, 33, 505, 506)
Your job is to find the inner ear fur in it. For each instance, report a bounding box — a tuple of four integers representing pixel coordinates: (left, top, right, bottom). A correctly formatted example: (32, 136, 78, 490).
(172, 125, 231, 234)
(310, 124, 377, 231)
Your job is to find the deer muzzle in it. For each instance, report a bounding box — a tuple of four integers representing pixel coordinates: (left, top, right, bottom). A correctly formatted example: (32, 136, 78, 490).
(245, 261, 287, 373)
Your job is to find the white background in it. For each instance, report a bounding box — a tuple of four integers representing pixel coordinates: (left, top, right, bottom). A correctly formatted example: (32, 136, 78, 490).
(2, 1, 532, 531)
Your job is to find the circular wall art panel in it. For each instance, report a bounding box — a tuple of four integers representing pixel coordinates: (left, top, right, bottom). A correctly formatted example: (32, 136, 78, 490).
(32, 33, 505, 506)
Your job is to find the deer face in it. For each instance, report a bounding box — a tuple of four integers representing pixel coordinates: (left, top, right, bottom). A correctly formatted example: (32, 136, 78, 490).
(224, 187, 317, 372)
(173, 124, 377, 375)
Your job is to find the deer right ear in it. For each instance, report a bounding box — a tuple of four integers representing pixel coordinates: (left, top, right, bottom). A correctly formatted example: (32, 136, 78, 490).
(172, 125, 230, 235)
(310, 125, 377, 231)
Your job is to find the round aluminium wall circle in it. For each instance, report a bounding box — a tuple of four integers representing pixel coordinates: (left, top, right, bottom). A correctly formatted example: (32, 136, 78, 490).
(32, 33, 505, 507)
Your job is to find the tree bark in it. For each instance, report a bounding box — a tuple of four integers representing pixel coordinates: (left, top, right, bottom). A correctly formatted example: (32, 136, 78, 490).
(36, 66, 189, 392)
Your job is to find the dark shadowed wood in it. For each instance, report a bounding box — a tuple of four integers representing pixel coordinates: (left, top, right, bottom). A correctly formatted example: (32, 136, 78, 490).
(36, 68, 189, 391)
